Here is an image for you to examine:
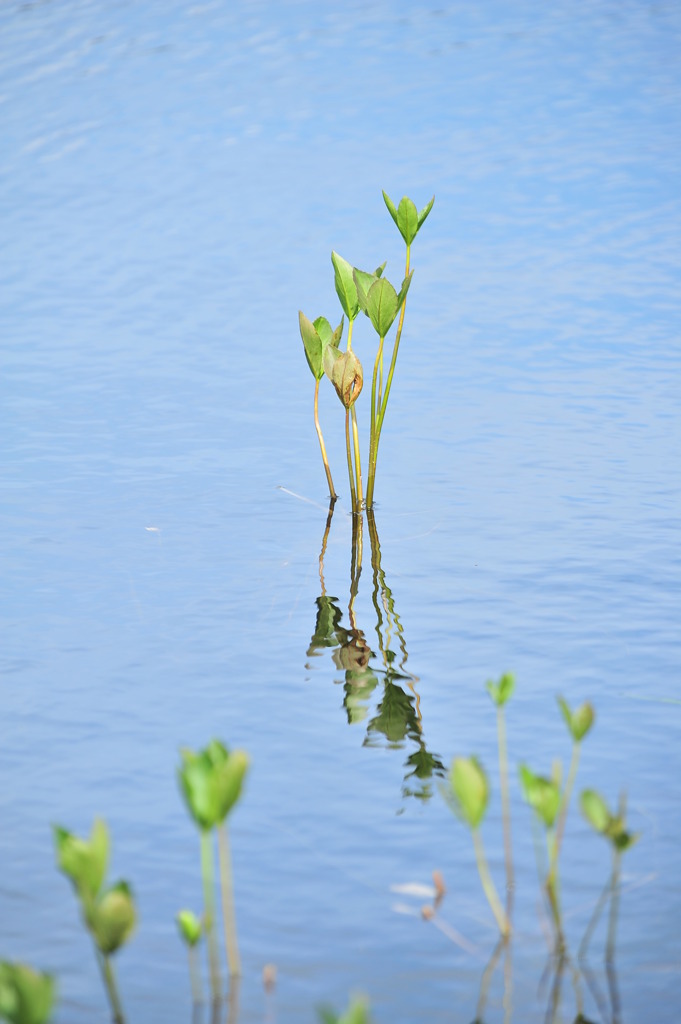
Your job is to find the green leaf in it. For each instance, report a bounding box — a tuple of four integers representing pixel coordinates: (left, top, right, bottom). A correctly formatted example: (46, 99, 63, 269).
(176, 909, 202, 948)
(365, 277, 399, 337)
(352, 267, 379, 315)
(448, 756, 489, 829)
(215, 749, 249, 820)
(580, 789, 610, 835)
(299, 311, 323, 380)
(0, 963, 56, 1024)
(90, 881, 136, 955)
(323, 346, 363, 409)
(53, 818, 109, 903)
(383, 191, 434, 245)
(519, 765, 561, 828)
(558, 697, 595, 743)
(318, 996, 371, 1024)
(178, 748, 222, 830)
(312, 316, 332, 345)
(417, 195, 435, 230)
(331, 251, 359, 321)
(486, 672, 515, 707)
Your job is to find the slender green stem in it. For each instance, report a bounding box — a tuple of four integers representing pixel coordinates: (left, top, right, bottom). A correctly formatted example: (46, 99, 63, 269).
(345, 409, 357, 511)
(368, 337, 385, 498)
(314, 379, 336, 499)
(545, 830, 565, 948)
(606, 847, 621, 964)
(188, 946, 203, 1005)
(96, 950, 125, 1024)
(496, 706, 514, 918)
(471, 827, 510, 938)
(366, 244, 410, 508)
(346, 317, 355, 352)
(551, 741, 581, 880)
(200, 829, 221, 1000)
(217, 822, 241, 980)
(350, 405, 363, 509)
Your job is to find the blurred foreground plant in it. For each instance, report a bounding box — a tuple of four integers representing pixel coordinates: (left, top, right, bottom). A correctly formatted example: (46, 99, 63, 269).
(0, 963, 55, 1024)
(53, 818, 135, 1024)
(178, 739, 249, 1001)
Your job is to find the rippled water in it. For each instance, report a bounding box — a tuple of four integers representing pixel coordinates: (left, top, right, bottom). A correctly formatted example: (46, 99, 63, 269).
(2, 1, 680, 1022)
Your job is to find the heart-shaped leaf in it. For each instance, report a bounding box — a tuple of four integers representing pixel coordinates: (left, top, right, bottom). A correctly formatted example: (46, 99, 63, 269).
(365, 277, 399, 338)
(331, 251, 359, 321)
(323, 346, 363, 408)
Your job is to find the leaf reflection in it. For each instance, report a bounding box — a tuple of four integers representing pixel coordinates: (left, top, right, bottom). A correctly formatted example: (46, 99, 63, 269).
(306, 503, 444, 800)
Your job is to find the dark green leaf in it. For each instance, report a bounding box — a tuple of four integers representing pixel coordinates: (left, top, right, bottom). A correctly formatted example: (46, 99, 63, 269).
(331, 251, 359, 321)
(313, 316, 332, 346)
(353, 267, 379, 315)
(382, 190, 399, 231)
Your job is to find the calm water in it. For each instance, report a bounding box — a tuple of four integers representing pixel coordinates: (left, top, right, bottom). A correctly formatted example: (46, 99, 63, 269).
(2, 1, 680, 1021)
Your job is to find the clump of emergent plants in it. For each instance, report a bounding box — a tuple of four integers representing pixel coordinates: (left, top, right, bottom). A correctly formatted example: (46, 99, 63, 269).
(299, 192, 434, 511)
(53, 818, 136, 1024)
(439, 676, 637, 1023)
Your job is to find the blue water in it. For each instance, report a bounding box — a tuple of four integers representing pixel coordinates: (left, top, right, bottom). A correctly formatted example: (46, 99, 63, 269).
(2, 1, 680, 1021)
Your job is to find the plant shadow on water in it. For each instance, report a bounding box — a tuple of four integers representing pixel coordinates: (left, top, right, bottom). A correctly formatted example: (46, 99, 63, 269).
(305, 502, 445, 804)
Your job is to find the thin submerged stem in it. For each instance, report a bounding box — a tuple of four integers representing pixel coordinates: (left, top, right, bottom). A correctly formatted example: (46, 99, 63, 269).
(218, 822, 241, 980)
(200, 829, 221, 1000)
(314, 378, 336, 500)
(497, 705, 514, 919)
(471, 827, 510, 939)
(188, 945, 203, 1006)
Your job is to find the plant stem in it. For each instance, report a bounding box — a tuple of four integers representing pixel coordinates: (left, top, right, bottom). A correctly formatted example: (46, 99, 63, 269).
(346, 318, 355, 351)
(200, 829, 221, 1000)
(551, 741, 581, 879)
(366, 244, 410, 508)
(217, 822, 241, 980)
(345, 409, 357, 511)
(350, 405, 363, 508)
(368, 337, 385, 500)
(314, 379, 336, 499)
(96, 949, 125, 1024)
(496, 705, 514, 918)
(471, 827, 510, 939)
(188, 946, 203, 1005)
(606, 846, 623, 1024)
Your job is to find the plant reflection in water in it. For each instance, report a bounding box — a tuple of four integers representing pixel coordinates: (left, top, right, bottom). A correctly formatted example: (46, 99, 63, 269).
(306, 502, 444, 802)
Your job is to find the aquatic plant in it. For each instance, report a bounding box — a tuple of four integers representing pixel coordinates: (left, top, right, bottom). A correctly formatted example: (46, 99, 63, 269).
(486, 672, 515, 916)
(521, 698, 594, 945)
(299, 192, 433, 511)
(178, 740, 249, 998)
(176, 910, 204, 1004)
(444, 755, 511, 939)
(53, 818, 135, 1024)
(0, 963, 55, 1024)
(319, 994, 372, 1024)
